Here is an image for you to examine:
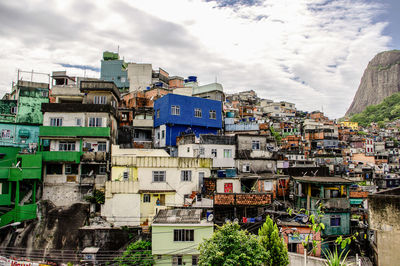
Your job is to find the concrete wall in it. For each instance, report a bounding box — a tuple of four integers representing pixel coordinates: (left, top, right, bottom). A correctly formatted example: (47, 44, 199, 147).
(42, 183, 83, 206)
(288, 252, 326, 266)
(127, 63, 152, 91)
(178, 143, 235, 168)
(101, 193, 141, 226)
(236, 159, 276, 174)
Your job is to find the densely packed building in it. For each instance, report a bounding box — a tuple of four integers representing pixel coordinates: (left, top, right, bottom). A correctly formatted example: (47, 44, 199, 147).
(0, 51, 398, 265)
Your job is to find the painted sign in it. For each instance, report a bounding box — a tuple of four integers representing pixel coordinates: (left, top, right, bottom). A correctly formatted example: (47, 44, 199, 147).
(288, 233, 313, 244)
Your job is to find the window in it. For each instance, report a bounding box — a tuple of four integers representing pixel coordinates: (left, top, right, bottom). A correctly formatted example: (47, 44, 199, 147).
(187, 147, 190, 153)
(59, 141, 76, 151)
(123, 171, 129, 180)
(153, 171, 166, 182)
(161, 130, 165, 139)
(1, 129, 11, 139)
(192, 256, 198, 265)
(50, 118, 63, 127)
(181, 170, 192, 182)
(174, 229, 194, 242)
(252, 140, 260, 150)
(194, 108, 202, 118)
(94, 95, 106, 104)
(75, 118, 82, 126)
(224, 149, 232, 158)
(89, 117, 103, 127)
(199, 148, 205, 155)
(143, 194, 151, 203)
(98, 142, 107, 152)
(41, 91, 49, 98)
(134, 131, 140, 139)
(99, 165, 106, 174)
(171, 105, 180, 115)
(156, 109, 160, 118)
(11, 107, 17, 114)
(172, 255, 183, 266)
(330, 215, 341, 227)
(209, 110, 216, 119)
(46, 164, 62, 175)
(65, 164, 78, 174)
(211, 149, 217, 157)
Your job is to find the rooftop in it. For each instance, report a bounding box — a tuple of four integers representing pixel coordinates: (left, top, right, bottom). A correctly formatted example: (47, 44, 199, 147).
(153, 209, 207, 224)
(292, 176, 354, 184)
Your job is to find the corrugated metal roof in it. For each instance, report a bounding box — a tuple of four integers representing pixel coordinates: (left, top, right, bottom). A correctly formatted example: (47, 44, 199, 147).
(153, 209, 202, 224)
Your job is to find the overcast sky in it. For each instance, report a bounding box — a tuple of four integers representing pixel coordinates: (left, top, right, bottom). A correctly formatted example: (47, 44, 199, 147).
(0, 0, 398, 118)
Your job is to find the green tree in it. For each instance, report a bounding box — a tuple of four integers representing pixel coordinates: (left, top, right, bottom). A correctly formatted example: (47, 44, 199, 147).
(198, 222, 268, 265)
(258, 216, 289, 266)
(116, 240, 154, 266)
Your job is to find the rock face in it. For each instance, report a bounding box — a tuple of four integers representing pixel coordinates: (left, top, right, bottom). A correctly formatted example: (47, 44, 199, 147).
(346, 50, 400, 116)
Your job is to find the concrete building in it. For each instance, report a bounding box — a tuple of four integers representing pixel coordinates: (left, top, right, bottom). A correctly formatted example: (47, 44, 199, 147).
(152, 209, 213, 266)
(369, 187, 400, 266)
(102, 146, 212, 226)
(40, 81, 120, 206)
(100, 51, 129, 92)
(153, 94, 222, 149)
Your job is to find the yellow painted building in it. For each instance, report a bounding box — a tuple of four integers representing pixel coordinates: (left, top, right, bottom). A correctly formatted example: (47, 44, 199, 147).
(340, 121, 359, 130)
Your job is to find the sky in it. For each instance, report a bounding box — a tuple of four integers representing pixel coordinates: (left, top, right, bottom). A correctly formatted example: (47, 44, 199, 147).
(0, 0, 398, 118)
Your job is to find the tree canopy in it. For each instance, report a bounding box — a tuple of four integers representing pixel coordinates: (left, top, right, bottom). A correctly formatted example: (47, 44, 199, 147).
(116, 240, 154, 266)
(198, 222, 268, 265)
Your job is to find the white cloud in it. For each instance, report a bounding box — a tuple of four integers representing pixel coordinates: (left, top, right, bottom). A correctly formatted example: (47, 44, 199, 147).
(0, 0, 391, 118)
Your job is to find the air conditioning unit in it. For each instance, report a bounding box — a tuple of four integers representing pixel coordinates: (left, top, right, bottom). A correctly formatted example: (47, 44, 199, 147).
(242, 165, 250, 173)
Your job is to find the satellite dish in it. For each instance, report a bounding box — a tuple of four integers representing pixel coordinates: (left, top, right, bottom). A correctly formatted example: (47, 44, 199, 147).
(233, 218, 239, 223)
(88, 170, 94, 177)
(302, 216, 308, 223)
(207, 214, 214, 222)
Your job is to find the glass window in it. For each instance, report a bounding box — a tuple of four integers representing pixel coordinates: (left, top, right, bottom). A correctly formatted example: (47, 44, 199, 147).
(143, 194, 151, 203)
(252, 140, 260, 150)
(199, 148, 205, 155)
(59, 141, 76, 151)
(98, 142, 107, 152)
(211, 149, 217, 157)
(171, 105, 180, 115)
(50, 118, 63, 127)
(1, 129, 11, 139)
(65, 164, 79, 174)
(75, 118, 82, 126)
(162, 130, 165, 139)
(173, 229, 194, 241)
(330, 216, 341, 227)
(181, 170, 192, 182)
(94, 95, 106, 104)
(153, 171, 166, 182)
(209, 110, 216, 119)
(156, 109, 160, 118)
(99, 165, 106, 174)
(123, 171, 129, 180)
(194, 108, 202, 118)
(11, 107, 17, 114)
(224, 149, 232, 158)
(89, 117, 103, 127)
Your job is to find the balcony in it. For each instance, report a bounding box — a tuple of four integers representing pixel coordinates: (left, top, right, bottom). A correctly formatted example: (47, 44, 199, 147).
(132, 119, 153, 128)
(82, 151, 107, 162)
(40, 126, 110, 138)
(9, 167, 41, 181)
(105, 181, 140, 198)
(214, 193, 272, 206)
(40, 151, 82, 163)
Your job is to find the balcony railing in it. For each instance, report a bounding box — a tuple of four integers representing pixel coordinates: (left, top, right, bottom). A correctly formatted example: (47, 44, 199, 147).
(214, 193, 272, 206)
(40, 151, 82, 163)
(105, 181, 140, 198)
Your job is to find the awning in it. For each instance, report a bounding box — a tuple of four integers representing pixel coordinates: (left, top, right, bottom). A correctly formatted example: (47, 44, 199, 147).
(350, 199, 364, 205)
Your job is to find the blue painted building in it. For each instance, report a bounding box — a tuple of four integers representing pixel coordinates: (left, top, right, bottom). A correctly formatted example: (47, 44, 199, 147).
(154, 94, 222, 147)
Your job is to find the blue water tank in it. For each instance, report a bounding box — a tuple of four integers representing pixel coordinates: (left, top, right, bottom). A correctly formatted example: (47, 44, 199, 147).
(146, 86, 150, 90)
(188, 76, 197, 82)
(226, 112, 235, 118)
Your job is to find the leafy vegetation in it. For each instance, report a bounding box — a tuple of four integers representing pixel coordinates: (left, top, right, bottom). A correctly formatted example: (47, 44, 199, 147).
(258, 216, 289, 266)
(350, 92, 400, 126)
(115, 240, 154, 265)
(198, 222, 268, 265)
(322, 247, 351, 266)
(84, 189, 105, 204)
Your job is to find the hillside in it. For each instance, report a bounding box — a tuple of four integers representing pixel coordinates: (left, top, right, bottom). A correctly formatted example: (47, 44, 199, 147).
(350, 92, 400, 126)
(346, 50, 400, 116)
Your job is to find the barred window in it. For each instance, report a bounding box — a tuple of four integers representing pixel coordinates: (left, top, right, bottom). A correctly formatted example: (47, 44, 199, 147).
(194, 108, 202, 118)
(153, 171, 166, 182)
(209, 110, 216, 119)
(174, 229, 194, 241)
(171, 105, 180, 115)
(181, 170, 192, 182)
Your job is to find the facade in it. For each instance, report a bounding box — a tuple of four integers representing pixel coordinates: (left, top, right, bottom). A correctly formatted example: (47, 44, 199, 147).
(40, 81, 119, 206)
(154, 94, 222, 148)
(102, 146, 212, 226)
(152, 209, 213, 266)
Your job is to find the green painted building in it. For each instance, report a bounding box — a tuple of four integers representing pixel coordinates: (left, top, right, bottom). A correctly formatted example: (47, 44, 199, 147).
(292, 176, 353, 251)
(152, 209, 214, 266)
(0, 80, 49, 227)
